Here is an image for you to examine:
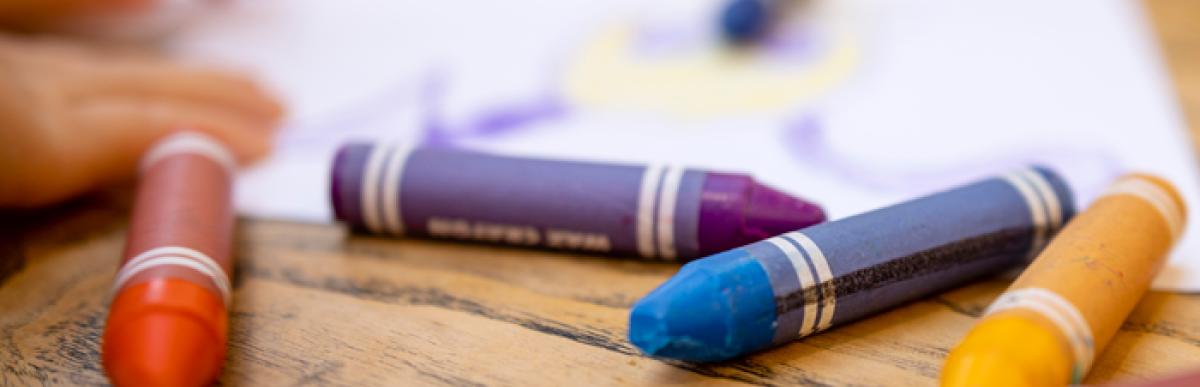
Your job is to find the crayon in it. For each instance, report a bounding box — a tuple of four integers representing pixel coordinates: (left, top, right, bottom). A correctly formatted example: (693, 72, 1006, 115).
(941, 174, 1186, 387)
(721, 0, 773, 43)
(102, 132, 236, 386)
(629, 167, 1075, 362)
(330, 143, 825, 260)
(720, 0, 806, 43)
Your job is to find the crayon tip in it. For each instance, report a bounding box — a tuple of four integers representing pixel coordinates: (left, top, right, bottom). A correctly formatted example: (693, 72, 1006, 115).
(721, 0, 768, 43)
(743, 183, 826, 238)
(629, 269, 724, 359)
(941, 315, 1075, 387)
(103, 312, 224, 387)
(699, 175, 826, 253)
(629, 253, 776, 362)
(103, 279, 227, 387)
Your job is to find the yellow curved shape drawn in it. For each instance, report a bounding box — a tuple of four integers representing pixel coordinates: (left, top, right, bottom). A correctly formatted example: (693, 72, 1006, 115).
(564, 22, 860, 118)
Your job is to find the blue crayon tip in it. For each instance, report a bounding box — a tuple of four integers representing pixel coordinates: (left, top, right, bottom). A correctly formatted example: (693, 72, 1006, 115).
(629, 251, 777, 362)
(720, 0, 769, 43)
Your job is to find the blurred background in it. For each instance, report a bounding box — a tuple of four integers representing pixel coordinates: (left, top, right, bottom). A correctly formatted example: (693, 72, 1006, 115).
(121, 1, 1184, 215)
(27, 0, 1200, 289)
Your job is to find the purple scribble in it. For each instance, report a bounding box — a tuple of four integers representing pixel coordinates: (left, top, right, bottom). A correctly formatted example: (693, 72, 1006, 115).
(782, 113, 1125, 200)
(418, 72, 568, 147)
(760, 27, 818, 62)
(271, 69, 567, 150)
(275, 18, 825, 152)
(278, 76, 420, 148)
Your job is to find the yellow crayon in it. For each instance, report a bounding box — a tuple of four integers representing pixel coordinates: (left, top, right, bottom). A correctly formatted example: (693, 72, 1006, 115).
(941, 174, 1186, 387)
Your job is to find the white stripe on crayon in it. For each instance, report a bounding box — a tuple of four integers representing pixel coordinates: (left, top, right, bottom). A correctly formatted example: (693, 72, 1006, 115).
(1028, 289, 1094, 374)
(1012, 170, 1050, 249)
(116, 257, 224, 303)
(1019, 169, 1063, 233)
(786, 232, 837, 332)
(636, 165, 665, 259)
(140, 131, 237, 174)
(1013, 171, 1055, 260)
(767, 236, 819, 337)
(1002, 172, 1048, 258)
(656, 167, 685, 260)
(985, 287, 1094, 378)
(361, 145, 390, 234)
(381, 145, 412, 236)
(112, 246, 232, 307)
(118, 246, 230, 288)
(1102, 177, 1184, 241)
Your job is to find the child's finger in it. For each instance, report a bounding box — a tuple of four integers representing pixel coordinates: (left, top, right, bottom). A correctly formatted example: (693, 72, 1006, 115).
(70, 63, 285, 123)
(51, 97, 277, 195)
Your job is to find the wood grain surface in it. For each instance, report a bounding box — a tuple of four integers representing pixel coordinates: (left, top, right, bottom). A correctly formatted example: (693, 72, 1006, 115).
(4, 1, 1200, 385)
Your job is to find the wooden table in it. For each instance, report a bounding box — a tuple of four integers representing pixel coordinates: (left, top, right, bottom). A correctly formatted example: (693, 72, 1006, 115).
(4, 1, 1200, 385)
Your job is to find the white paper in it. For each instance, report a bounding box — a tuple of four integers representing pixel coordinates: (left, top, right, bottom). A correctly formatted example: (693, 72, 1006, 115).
(166, 0, 1200, 291)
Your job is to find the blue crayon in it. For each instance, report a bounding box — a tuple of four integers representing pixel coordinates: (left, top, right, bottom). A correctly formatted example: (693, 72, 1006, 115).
(720, 0, 771, 43)
(629, 167, 1075, 361)
(721, 0, 800, 43)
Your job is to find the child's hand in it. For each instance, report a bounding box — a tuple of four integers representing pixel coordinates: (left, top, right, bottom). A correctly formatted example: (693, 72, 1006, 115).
(0, 35, 283, 208)
(0, 0, 156, 32)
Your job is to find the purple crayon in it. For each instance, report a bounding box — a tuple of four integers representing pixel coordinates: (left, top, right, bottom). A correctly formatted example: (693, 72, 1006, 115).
(330, 143, 825, 260)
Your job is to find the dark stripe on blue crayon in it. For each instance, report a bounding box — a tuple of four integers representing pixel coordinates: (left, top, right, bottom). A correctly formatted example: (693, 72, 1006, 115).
(782, 234, 827, 335)
(742, 241, 804, 345)
(996, 175, 1043, 256)
(1032, 166, 1076, 221)
(1022, 172, 1055, 233)
(801, 176, 1042, 329)
(1007, 171, 1051, 255)
(761, 236, 822, 341)
(793, 232, 839, 333)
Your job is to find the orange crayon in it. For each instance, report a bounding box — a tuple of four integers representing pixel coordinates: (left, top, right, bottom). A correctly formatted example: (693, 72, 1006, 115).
(102, 132, 237, 386)
(942, 174, 1186, 387)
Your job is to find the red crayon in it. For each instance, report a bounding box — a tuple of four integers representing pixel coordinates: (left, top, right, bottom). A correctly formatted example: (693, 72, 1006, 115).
(102, 132, 237, 386)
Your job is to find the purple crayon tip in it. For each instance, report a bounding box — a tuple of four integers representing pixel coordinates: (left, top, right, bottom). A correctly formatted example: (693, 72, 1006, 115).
(744, 182, 828, 238)
(697, 173, 826, 255)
